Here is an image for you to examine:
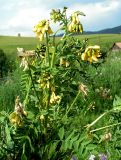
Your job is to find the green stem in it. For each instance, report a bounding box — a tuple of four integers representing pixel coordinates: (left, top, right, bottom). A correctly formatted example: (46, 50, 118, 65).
(90, 122, 121, 133)
(66, 91, 81, 116)
(45, 32, 50, 66)
(86, 112, 108, 130)
(29, 67, 41, 105)
(51, 48, 56, 68)
(23, 77, 31, 108)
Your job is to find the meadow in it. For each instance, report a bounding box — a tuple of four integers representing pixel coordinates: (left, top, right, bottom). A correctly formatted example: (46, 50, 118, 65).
(0, 33, 121, 56)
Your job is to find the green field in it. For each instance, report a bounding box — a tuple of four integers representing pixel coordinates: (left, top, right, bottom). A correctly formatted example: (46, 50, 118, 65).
(0, 36, 39, 56)
(0, 34, 121, 56)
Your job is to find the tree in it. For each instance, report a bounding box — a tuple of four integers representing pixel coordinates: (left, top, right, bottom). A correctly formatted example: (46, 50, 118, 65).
(0, 49, 7, 78)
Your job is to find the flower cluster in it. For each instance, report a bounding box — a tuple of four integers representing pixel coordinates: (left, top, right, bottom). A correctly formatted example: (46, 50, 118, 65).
(33, 20, 53, 41)
(81, 45, 101, 63)
(38, 73, 53, 89)
(100, 132, 112, 142)
(50, 92, 61, 104)
(95, 87, 112, 100)
(88, 153, 108, 160)
(50, 7, 67, 23)
(50, 9, 62, 23)
(60, 57, 70, 67)
(79, 83, 89, 97)
(68, 11, 85, 33)
(9, 96, 27, 126)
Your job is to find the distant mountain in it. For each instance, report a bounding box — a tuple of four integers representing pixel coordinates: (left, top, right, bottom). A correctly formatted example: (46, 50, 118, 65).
(85, 25, 121, 34)
(57, 25, 121, 36)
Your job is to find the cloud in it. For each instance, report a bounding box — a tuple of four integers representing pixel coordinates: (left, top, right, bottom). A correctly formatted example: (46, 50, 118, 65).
(0, 0, 121, 36)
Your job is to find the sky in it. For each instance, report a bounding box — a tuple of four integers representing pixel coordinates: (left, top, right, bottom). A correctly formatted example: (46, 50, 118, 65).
(0, 0, 121, 36)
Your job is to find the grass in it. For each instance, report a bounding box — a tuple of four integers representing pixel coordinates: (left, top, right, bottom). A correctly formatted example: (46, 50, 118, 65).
(0, 36, 39, 57)
(0, 34, 121, 57)
(77, 33, 121, 50)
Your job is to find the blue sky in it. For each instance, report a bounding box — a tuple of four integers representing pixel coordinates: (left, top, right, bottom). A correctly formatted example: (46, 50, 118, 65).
(0, 0, 121, 36)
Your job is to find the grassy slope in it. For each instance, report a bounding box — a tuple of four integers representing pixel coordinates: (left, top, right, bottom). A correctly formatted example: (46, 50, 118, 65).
(77, 34, 121, 50)
(0, 34, 121, 56)
(0, 36, 39, 57)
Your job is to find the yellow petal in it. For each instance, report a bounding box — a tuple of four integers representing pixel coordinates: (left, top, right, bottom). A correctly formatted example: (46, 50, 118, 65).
(92, 55, 98, 61)
(39, 34, 44, 41)
(9, 112, 21, 125)
(81, 53, 88, 61)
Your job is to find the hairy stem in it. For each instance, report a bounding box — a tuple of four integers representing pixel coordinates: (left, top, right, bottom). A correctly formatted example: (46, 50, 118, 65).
(45, 32, 50, 66)
(90, 122, 121, 133)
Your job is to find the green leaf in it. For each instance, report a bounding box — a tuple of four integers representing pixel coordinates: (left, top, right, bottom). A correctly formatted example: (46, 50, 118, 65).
(58, 127, 64, 140)
(113, 95, 121, 112)
(66, 131, 75, 141)
(5, 124, 11, 145)
(21, 153, 27, 160)
(68, 134, 79, 149)
(48, 142, 58, 159)
(27, 111, 35, 119)
(86, 144, 97, 151)
(80, 140, 92, 154)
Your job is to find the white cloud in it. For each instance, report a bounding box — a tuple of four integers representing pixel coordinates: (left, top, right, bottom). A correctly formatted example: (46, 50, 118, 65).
(1, 1, 51, 36)
(0, 0, 121, 36)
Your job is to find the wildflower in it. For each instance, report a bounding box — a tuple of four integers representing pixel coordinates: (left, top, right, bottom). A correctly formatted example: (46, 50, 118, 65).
(50, 92, 61, 104)
(40, 115, 44, 122)
(68, 11, 85, 33)
(60, 57, 70, 67)
(38, 73, 53, 89)
(79, 83, 89, 96)
(9, 112, 22, 126)
(50, 9, 62, 22)
(98, 153, 108, 160)
(40, 115, 44, 120)
(71, 155, 78, 160)
(81, 45, 101, 63)
(9, 96, 27, 126)
(88, 102, 96, 111)
(101, 132, 112, 142)
(33, 20, 53, 41)
(88, 154, 96, 160)
(20, 57, 28, 71)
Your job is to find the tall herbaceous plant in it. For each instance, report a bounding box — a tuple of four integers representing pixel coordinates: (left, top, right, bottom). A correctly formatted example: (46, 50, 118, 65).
(0, 7, 121, 160)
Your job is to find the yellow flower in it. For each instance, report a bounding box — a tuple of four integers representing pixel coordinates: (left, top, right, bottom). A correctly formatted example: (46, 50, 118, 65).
(50, 92, 61, 104)
(79, 83, 88, 96)
(33, 20, 53, 41)
(60, 58, 70, 67)
(100, 132, 112, 142)
(9, 112, 22, 126)
(81, 45, 101, 63)
(40, 115, 44, 121)
(68, 12, 83, 33)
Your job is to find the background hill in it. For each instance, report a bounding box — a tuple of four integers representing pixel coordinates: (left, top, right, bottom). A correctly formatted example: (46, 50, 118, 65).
(85, 25, 121, 34)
